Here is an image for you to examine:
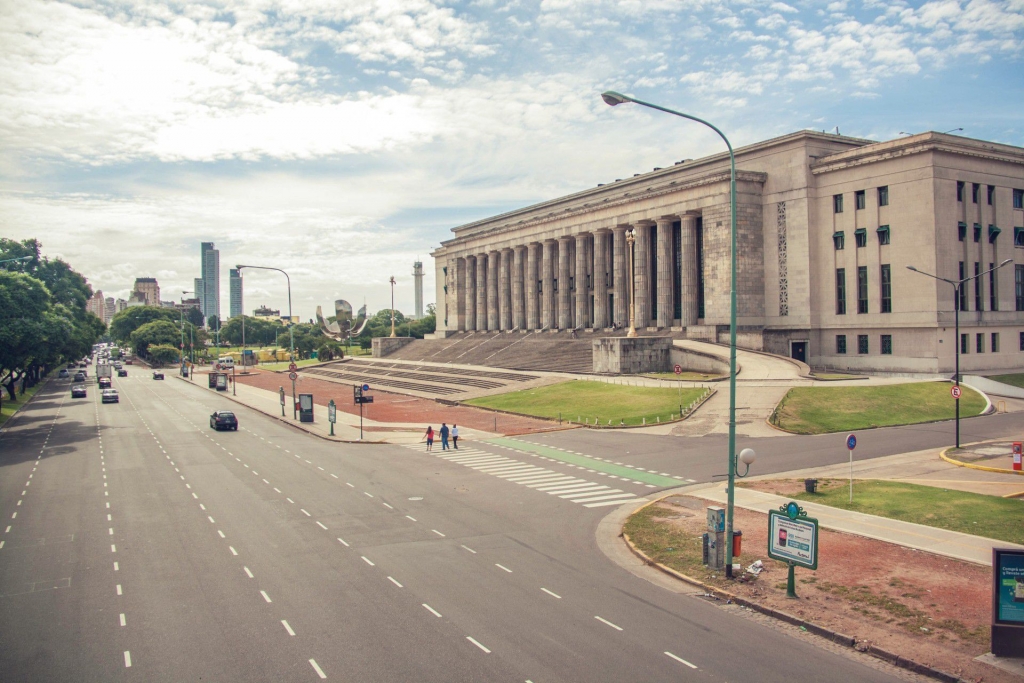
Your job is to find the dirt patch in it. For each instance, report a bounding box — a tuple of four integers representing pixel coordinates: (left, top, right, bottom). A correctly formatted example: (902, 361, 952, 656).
(627, 496, 1010, 683)
(232, 369, 561, 435)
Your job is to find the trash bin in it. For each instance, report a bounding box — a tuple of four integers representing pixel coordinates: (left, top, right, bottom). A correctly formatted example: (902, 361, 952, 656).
(732, 530, 742, 557)
(804, 478, 818, 493)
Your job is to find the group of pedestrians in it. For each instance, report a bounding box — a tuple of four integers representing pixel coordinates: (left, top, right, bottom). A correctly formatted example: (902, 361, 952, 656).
(423, 422, 459, 451)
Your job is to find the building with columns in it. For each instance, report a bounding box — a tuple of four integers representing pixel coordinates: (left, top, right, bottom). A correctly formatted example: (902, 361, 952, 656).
(431, 130, 1024, 373)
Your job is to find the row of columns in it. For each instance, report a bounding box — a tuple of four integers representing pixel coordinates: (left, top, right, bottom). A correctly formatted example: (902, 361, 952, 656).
(456, 216, 700, 333)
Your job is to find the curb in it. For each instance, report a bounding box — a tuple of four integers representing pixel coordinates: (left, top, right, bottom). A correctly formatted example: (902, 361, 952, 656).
(939, 444, 1024, 476)
(622, 496, 964, 683)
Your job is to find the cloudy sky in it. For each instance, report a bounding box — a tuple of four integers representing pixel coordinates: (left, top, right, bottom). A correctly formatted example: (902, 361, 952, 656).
(2, 0, 1022, 320)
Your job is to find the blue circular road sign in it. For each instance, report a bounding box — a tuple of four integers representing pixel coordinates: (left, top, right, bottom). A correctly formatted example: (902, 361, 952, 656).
(362, 384, 370, 392)
(846, 433, 857, 450)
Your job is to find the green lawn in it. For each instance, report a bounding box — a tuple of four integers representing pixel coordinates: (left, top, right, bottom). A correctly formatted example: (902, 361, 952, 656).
(989, 373, 1024, 389)
(464, 380, 707, 426)
(753, 479, 1024, 545)
(258, 358, 324, 371)
(642, 371, 724, 381)
(773, 382, 986, 434)
(1, 375, 49, 427)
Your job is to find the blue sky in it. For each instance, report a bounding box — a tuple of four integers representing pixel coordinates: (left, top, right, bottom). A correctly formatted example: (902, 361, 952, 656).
(2, 0, 1022, 318)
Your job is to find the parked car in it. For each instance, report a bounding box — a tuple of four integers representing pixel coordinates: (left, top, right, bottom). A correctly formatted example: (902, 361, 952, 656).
(125, 359, 133, 365)
(58, 369, 69, 378)
(73, 372, 86, 382)
(78, 362, 86, 368)
(98, 377, 112, 389)
(117, 369, 128, 377)
(210, 411, 238, 431)
(101, 389, 119, 403)
(71, 385, 87, 398)
(152, 371, 164, 380)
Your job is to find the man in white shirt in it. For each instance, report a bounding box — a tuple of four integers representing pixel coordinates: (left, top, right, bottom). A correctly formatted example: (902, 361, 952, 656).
(451, 424, 459, 449)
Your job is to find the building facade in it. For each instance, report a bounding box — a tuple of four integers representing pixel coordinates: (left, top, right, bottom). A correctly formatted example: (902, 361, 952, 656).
(86, 290, 105, 321)
(229, 268, 243, 319)
(199, 242, 220, 323)
(132, 278, 160, 306)
(431, 131, 1024, 373)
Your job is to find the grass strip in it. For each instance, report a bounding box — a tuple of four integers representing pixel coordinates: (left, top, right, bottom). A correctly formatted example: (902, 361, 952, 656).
(0, 375, 50, 427)
(988, 373, 1024, 390)
(773, 382, 986, 434)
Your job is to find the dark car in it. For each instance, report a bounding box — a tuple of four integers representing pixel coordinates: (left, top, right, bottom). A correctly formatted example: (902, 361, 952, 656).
(73, 372, 86, 383)
(101, 389, 119, 404)
(210, 411, 238, 431)
(117, 369, 128, 377)
(71, 385, 87, 398)
(125, 359, 133, 365)
(78, 362, 86, 368)
(153, 371, 164, 380)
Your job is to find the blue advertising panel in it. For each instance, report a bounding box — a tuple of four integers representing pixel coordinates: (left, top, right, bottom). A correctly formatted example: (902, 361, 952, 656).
(996, 550, 1024, 625)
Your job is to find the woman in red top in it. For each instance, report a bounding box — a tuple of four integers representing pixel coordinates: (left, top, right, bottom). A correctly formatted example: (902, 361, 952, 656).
(424, 426, 434, 451)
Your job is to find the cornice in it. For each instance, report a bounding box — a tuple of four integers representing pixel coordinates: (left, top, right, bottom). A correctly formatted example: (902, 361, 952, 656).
(810, 133, 1024, 175)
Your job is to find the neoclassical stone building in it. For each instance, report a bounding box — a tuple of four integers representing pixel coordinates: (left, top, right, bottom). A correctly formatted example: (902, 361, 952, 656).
(431, 130, 1024, 373)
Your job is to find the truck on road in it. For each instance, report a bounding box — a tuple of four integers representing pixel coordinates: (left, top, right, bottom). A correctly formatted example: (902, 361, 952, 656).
(96, 363, 112, 384)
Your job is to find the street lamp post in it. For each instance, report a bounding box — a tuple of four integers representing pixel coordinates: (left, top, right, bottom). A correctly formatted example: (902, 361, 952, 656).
(602, 90, 742, 577)
(0, 255, 32, 267)
(236, 264, 296, 418)
(389, 276, 397, 338)
(907, 258, 1011, 448)
(624, 228, 638, 338)
(180, 290, 194, 378)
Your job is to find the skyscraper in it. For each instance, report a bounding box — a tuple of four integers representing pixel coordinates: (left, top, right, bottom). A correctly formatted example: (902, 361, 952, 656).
(194, 277, 205, 313)
(229, 268, 243, 319)
(200, 242, 220, 323)
(132, 277, 160, 305)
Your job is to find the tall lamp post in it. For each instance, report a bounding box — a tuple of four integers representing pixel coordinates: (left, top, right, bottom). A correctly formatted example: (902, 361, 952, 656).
(389, 276, 397, 338)
(181, 290, 195, 379)
(236, 264, 296, 418)
(907, 258, 1011, 448)
(624, 228, 638, 338)
(602, 90, 743, 577)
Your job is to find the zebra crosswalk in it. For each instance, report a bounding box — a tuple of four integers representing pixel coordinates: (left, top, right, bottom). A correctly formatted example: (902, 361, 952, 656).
(402, 444, 646, 508)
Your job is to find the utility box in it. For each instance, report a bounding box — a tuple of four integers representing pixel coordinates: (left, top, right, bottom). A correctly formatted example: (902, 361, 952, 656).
(706, 506, 726, 569)
(298, 393, 314, 423)
(208, 373, 219, 389)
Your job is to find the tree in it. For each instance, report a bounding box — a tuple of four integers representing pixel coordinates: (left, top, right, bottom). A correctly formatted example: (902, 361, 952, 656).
(147, 344, 180, 366)
(184, 307, 204, 329)
(130, 319, 184, 359)
(110, 306, 180, 344)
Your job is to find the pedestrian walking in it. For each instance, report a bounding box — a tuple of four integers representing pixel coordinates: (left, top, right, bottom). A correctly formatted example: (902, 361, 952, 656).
(451, 424, 459, 450)
(424, 426, 434, 451)
(439, 423, 450, 451)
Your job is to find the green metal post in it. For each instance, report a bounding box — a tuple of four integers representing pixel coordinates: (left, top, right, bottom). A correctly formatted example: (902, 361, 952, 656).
(786, 562, 797, 598)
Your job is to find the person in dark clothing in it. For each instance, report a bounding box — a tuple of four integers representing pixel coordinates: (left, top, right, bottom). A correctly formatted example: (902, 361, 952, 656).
(439, 423, 450, 450)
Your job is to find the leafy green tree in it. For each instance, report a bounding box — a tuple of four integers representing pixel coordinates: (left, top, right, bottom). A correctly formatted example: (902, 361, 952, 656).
(147, 344, 180, 366)
(184, 307, 204, 329)
(130, 319, 192, 359)
(110, 306, 180, 344)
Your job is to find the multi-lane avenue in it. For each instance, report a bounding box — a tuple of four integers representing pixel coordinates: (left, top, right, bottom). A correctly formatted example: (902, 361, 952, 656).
(1, 373, 931, 682)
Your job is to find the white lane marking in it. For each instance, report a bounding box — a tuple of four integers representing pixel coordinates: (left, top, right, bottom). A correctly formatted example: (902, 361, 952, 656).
(317, 466, 324, 471)
(120, 613, 126, 626)
(665, 652, 698, 668)
(310, 659, 327, 679)
(526, 477, 583, 489)
(305, 460, 311, 464)
(114, 562, 119, 571)
(286, 498, 295, 504)
(363, 492, 374, 498)
(16, 500, 21, 506)
(382, 503, 393, 510)
(261, 590, 272, 603)
(111, 545, 116, 553)
(495, 564, 512, 573)
(584, 498, 641, 508)
(346, 482, 354, 488)
(230, 546, 238, 555)
(405, 516, 417, 522)
(461, 545, 477, 554)
(208, 516, 216, 524)
(361, 556, 375, 566)
(541, 588, 561, 599)
(263, 479, 269, 484)
(423, 604, 442, 617)
(116, 584, 122, 595)
(192, 493, 198, 499)
(11, 512, 16, 519)
(274, 488, 281, 493)
(570, 491, 635, 503)
(431, 529, 445, 537)
(199, 504, 206, 511)
(466, 636, 491, 654)
(300, 509, 311, 517)
(217, 530, 226, 538)
(108, 528, 114, 535)
(331, 474, 338, 479)
(337, 538, 349, 547)
(244, 566, 254, 578)
(4, 527, 9, 533)
(316, 521, 328, 530)
(502, 471, 558, 482)
(594, 616, 623, 631)
(388, 576, 403, 587)
(185, 484, 191, 489)
(124, 651, 131, 668)
(282, 620, 295, 636)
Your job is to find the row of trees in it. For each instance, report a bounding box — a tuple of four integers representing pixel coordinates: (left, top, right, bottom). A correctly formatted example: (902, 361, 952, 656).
(0, 239, 106, 400)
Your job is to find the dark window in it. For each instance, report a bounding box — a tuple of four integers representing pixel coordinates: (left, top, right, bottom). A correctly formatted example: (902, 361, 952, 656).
(881, 335, 892, 355)
(855, 228, 867, 248)
(857, 266, 868, 314)
(987, 185, 995, 205)
(976, 333, 984, 353)
(877, 225, 890, 245)
(1016, 265, 1024, 311)
(957, 181, 964, 202)
(855, 190, 866, 210)
(858, 335, 869, 354)
(878, 186, 889, 206)
(1014, 188, 1024, 209)
(880, 264, 892, 313)
(958, 222, 966, 242)
(961, 333, 969, 354)
(958, 262, 968, 311)
(833, 231, 845, 250)
(833, 194, 844, 213)
(836, 334, 847, 354)
(1019, 332, 1024, 351)
(973, 223, 981, 243)
(1015, 227, 1024, 247)
(537, 280, 543, 294)
(569, 276, 575, 292)
(992, 333, 1000, 353)
(990, 263, 997, 311)
(972, 183, 980, 203)
(836, 268, 847, 315)
(974, 262, 981, 311)
(553, 278, 558, 293)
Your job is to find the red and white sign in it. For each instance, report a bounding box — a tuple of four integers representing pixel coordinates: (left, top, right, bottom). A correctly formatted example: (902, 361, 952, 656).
(673, 364, 682, 375)
(288, 371, 298, 380)
(288, 362, 298, 372)
(1013, 442, 1022, 472)
(951, 385, 962, 399)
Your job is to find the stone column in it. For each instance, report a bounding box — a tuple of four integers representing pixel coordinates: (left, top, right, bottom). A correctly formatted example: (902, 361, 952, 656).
(542, 239, 556, 329)
(679, 214, 700, 326)
(612, 227, 627, 327)
(499, 247, 513, 331)
(525, 243, 539, 330)
(557, 236, 572, 330)
(656, 217, 675, 328)
(512, 246, 526, 330)
(464, 255, 476, 331)
(475, 253, 488, 331)
(574, 232, 589, 329)
(487, 250, 499, 330)
(593, 230, 609, 328)
(634, 222, 652, 327)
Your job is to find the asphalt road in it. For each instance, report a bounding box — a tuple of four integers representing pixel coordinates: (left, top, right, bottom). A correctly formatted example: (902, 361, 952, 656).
(0, 375, 926, 682)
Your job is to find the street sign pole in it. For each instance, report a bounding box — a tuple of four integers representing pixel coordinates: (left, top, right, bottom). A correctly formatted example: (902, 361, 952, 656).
(846, 433, 857, 503)
(290, 362, 299, 420)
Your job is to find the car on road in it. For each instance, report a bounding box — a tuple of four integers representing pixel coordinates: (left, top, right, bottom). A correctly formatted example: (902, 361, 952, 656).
(98, 377, 112, 389)
(101, 389, 119, 404)
(58, 369, 69, 378)
(78, 362, 86, 368)
(152, 371, 164, 380)
(71, 385, 87, 398)
(210, 411, 238, 431)
(117, 369, 128, 377)
(73, 372, 86, 382)
(125, 359, 133, 365)
(113, 361, 122, 369)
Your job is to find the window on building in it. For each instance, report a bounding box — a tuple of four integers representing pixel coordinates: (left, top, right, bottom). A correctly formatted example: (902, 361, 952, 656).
(833, 231, 845, 250)
(537, 280, 543, 295)
(987, 185, 995, 205)
(976, 333, 984, 353)
(1020, 331, 1024, 351)
(1016, 265, 1024, 311)
(836, 268, 847, 315)
(881, 334, 892, 355)
(992, 333, 1000, 353)
(958, 262, 968, 311)
(1014, 188, 1024, 209)
(569, 276, 575, 292)
(961, 333, 969, 354)
(989, 225, 1002, 244)
(855, 190, 866, 210)
(880, 264, 892, 313)
(858, 335, 869, 354)
(855, 228, 867, 248)
(833, 194, 844, 213)
(973, 223, 982, 243)
(958, 222, 967, 242)
(836, 335, 847, 354)
(975, 262, 982, 311)
(553, 278, 558, 293)
(972, 183, 980, 203)
(957, 181, 965, 202)
(878, 186, 889, 206)
(857, 266, 868, 314)
(990, 263, 997, 311)
(1015, 227, 1024, 247)
(877, 225, 890, 245)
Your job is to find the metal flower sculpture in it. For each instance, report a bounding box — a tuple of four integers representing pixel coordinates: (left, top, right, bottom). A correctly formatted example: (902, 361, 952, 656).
(316, 299, 368, 342)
